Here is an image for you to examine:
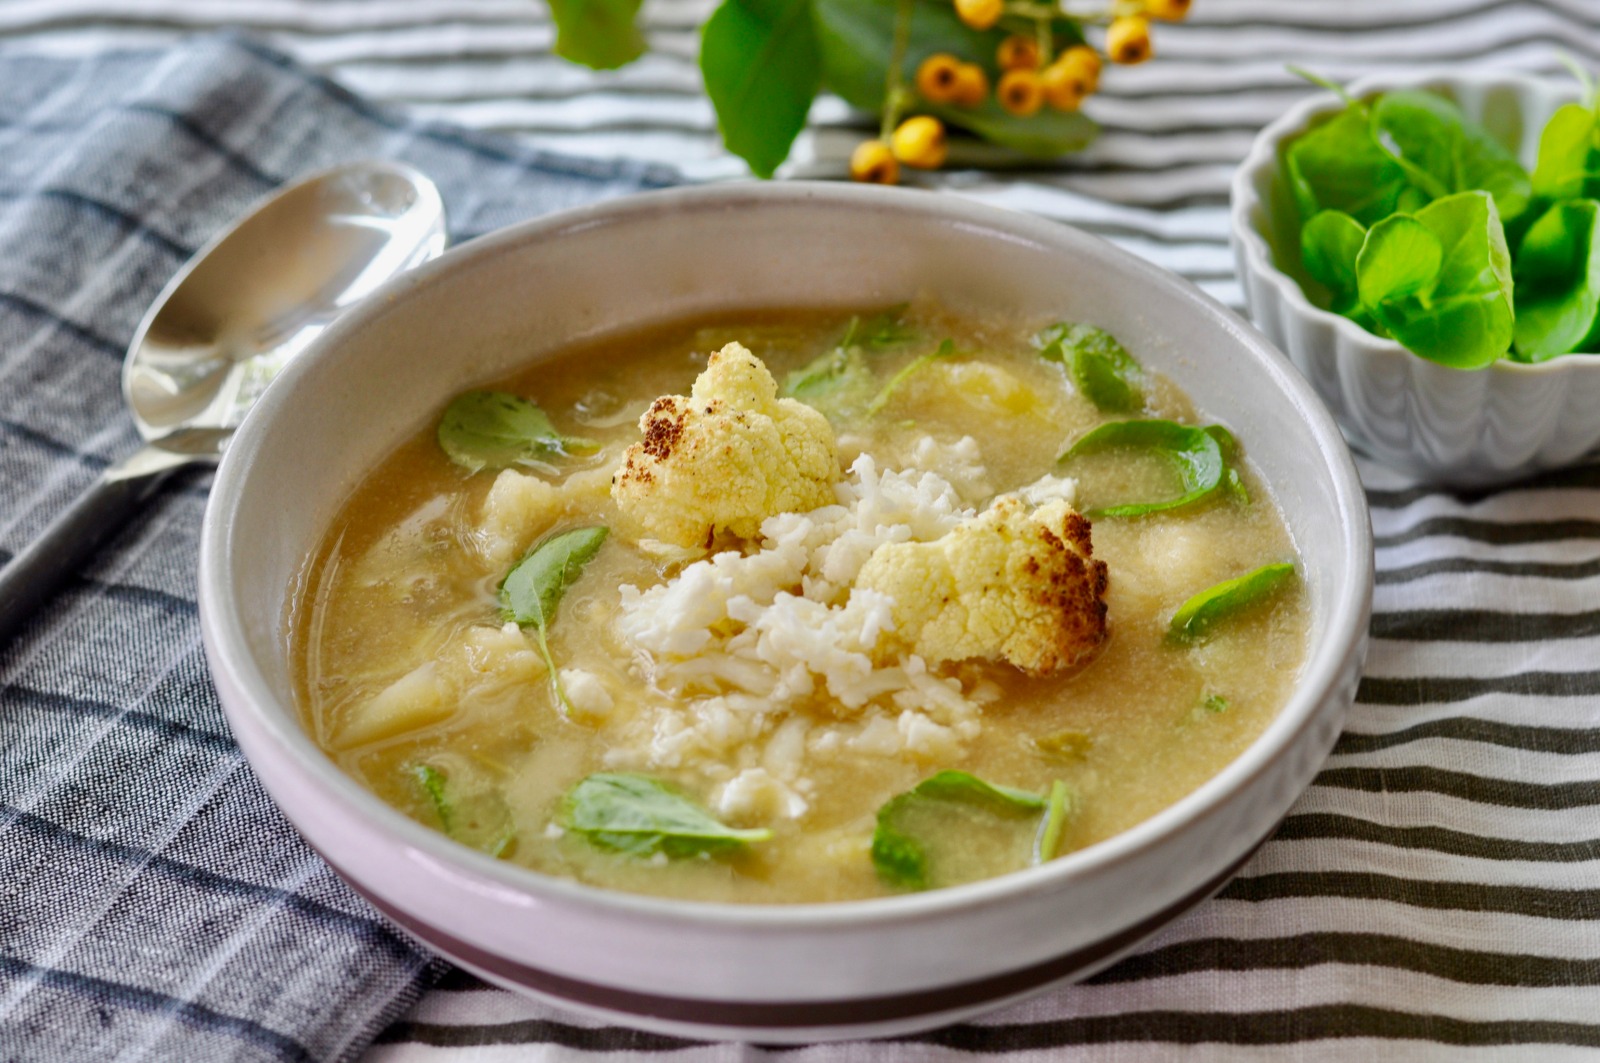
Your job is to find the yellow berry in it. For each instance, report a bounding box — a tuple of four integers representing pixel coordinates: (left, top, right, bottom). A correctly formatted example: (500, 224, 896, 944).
(850, 140, 900, 184)
(1145, 0, 1191, 21)
(997, 35, 1040, 72)
(1058, 45, 1103, 93)
(951, 63, 990, 107)
(1107, 15, 1153, 64)
(891, 116, 948, 170)
(1041, 60, 1089, 111)
(953, 0, 1003, 31)
(916, 53, 965, 105)
(997, 69, 1045, 117)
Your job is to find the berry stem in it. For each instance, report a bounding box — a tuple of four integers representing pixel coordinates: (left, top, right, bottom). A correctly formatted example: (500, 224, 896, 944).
(881, 0, 915, 141)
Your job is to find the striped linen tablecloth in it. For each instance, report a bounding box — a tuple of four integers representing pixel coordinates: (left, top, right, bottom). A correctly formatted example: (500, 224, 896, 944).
(1, 1, 1599, 1060)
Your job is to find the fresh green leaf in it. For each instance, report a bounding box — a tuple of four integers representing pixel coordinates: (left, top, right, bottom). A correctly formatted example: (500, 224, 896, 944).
(1356, 191, 1514, 368)
(1034, 780, 1071, 864)
(1168, 562, 1297, 644)
(414, 764, 451, 829)
(867, 338, 959, 415)
(560, 773, 772, 857)
(1033, 323, 1144, 413)
(1513, 199, 1600, 361)
(1034, 730, 1093, 760)
(812, 0, 1096, 158)
(1531, 102, 1600, 202)
(547, 0, 646, 70)
(841, 305, 918, 349)
(1301, 209, 1371, 320)
(411, 762, 516, 858)
(501, 526, 609, 714)
(701, 0, 822, 178)
(1060, 420, 1240, 518)
(1370, 90, 1531, 224)
(1285, 103, 1416, 227)
(872, 770, 1046, 891)
(782, 347, 875, 418)
(438, 390, 597, 473)
(1201, 693, 1230, 713)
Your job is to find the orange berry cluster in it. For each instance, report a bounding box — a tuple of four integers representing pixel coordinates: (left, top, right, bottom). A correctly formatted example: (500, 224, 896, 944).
(850, 0, 1190, 184)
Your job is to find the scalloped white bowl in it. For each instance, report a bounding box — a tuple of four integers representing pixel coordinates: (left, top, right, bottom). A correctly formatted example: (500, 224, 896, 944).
(1232, 71, 1600, 487)
(201, 183, 1372, 1042)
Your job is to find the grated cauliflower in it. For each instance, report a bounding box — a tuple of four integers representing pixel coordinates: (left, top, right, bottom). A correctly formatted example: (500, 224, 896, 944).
(855, 495, 1109, 676)
(611, 342, 842, 547)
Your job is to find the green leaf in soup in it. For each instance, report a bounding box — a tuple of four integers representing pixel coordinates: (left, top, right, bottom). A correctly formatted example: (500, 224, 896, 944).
(1285, 103, 1414, 227)
(1356, 191, 1514, 369)
(1033, 729, 1093, 761)
(700, 0, 822, 178)
(866, 338, 959, 415)
(410, 762, 516, 858)
(547, 0, 646, 70)
(1531, 102, 1600, 202)
(1370, 90, 1531, 224)
(1034, 780, 1072, 864)
(501, 526, 609, 715)
(1168, 562, 1297, 644)
(437, 390, 597, 474)
(872, 770, 1047, 891)
(1033, 323, 1144, 413)
(560, 773, 772, 857)
(1060, 420, 1239, 518)
(1301, 209, 1370, 319)
(1513, 199, 1600, 361)
(841, 305, 917, 349)
(782, 347, 875, 418)
(811, 0, 1096, 158)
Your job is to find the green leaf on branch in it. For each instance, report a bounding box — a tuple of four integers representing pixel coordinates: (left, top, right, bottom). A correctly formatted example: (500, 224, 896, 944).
(547, 0, 646, 70)
(812, 0, 1095, 158)
(701, 0, 822, 178)
(1513, 199, 1600, 361)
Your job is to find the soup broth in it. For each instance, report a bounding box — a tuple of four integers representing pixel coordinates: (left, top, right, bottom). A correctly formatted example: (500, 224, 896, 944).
(292, 304, 1308, 904)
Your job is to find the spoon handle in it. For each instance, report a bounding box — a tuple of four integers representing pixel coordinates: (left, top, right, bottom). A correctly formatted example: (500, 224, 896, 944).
(0, 448, 188, 648)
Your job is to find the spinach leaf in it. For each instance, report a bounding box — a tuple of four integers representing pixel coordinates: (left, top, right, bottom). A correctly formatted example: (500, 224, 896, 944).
(1513, 199, 1600, 361)
(812, 0, 1095, 158)
(560, 773, 772, 857)
(782, 347, 874, 416)
(1034, 780, 1071, 864)
(872, 770, 1047, 891)
(1301, 209, 1372, 322)
(1285, 103, 1417, 227)
(411, 763, 516, 858)
(1371, 90, 1531, 224)
(1060, 420, 1243, 518)
(1355, 190, 1514, 369)
(1531, 102, 1600, 202)
(700, 0, 821, 179)
(841, 305, 917, 349)
(1168, 562, 1297, 644)
(501, 526, 609, 715)
(438, 390, 597, 473)
(547, 0, 645, 70)
(1033, 323, 1144, 413)
(866, 338, 959, 415)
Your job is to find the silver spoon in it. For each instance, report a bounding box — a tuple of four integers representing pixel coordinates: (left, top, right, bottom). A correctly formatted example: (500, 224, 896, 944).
(0, 161, 447, 646)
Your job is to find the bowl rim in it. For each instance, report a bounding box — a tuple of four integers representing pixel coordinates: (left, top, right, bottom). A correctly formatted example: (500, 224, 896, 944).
(1229, 67, 1592, 376)
(201, 179, 1374, 931)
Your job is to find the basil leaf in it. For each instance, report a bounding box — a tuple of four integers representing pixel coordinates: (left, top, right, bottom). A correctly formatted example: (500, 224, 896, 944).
(812, 0, 1096, 158)
(1513, 199, 1600, 361)
(872, 770, 1047, 891)
(1168, 562, 1297, 644)
(1034, 780, 1071, 864)
(501, 526, 609, 715)
(548, 0, 646, 70)
(1356, 190, 1514, 369)
(438, 390, 597, 473)
(867, 338, 959, 415)
(1371, 90, 1531, 224)
(411, 763, 516, 858)
(700, 0, 822, 179)
(1060, 420, 1239, 518)
(1286, 103, 1415, 227)
(1034, 323, 1144, 413)
(1531, 102, 1600, 202)
(561, 773, 772, 857)
(1301, 209, 1371, 321)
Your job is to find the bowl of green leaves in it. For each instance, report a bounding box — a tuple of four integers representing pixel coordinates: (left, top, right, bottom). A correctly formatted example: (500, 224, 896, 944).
(1231, 68, 1600, 486)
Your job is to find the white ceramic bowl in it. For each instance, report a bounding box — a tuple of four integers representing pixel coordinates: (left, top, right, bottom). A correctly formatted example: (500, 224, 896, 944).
(199, 183, 1372, 1043)
(1233, 72, 1600, 487)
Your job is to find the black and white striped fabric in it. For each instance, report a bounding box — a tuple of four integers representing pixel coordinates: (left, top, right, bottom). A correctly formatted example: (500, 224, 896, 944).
(0, 1, 1598, 1059)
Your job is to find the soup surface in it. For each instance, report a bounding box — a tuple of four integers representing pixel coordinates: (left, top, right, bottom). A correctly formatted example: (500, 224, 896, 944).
(292, 303, 1308, 903)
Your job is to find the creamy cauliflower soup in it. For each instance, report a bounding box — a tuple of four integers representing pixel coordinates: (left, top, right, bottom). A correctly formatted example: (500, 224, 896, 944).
(291, 304, 1308, 903)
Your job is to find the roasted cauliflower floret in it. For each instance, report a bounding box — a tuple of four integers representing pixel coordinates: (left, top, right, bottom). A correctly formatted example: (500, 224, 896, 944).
(612, 342, 841, 547)
(855, 496, 1109, 675)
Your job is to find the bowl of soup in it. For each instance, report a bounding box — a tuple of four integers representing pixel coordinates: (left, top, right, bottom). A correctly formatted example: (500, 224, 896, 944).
(198, 182, 1372, 1042)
